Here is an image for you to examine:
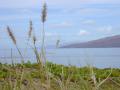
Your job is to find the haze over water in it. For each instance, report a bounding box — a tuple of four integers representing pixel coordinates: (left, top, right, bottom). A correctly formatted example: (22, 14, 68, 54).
(0, 48, 120, 68)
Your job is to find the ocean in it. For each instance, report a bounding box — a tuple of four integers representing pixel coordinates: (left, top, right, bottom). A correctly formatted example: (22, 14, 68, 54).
(0, 48, 120, 68)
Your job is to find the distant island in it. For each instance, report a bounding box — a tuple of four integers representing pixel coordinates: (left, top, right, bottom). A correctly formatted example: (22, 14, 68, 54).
(61, 35, 120, 48)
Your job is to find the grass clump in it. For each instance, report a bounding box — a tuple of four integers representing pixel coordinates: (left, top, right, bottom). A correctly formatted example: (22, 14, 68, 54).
(0, 1, 120, 90)
(0, 62, 120, 90)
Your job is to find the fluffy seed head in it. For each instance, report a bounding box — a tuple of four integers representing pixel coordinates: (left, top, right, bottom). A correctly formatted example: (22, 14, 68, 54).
(7, 26, 16, 45)
(56, 40, 60, 48)
(41, 2, 47, 23)
(28, 20, 33, 39)
(33, 35, 37, 45)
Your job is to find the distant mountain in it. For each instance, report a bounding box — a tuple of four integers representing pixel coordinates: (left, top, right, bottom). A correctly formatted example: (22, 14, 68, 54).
(61, 35, 120, 48)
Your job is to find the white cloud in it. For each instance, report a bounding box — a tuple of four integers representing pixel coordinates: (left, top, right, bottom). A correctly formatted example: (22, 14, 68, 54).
(45, 32, 58, 36)
(47, 0, 120, 7)
(80, 8, 110, 14)
(0, 0, 120, 8)
(51, 22, 73, 28)
(0, 13, 39, 21)
(98, 26, 113, 33)
(78, 30, 90, 36)
(82, 20, 96, 25)
(0, 0, 41, 8)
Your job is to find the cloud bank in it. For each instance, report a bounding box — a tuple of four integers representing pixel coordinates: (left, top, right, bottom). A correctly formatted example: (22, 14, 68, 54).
(0, 0, 120, 8)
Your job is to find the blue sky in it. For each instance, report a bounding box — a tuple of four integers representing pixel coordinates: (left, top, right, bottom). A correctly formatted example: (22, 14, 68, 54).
(0, 0, 120, 48)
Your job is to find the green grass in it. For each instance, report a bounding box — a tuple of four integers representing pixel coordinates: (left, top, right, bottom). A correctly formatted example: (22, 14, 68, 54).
(0, 61, 120, 90)
(2, 1, 120, 90)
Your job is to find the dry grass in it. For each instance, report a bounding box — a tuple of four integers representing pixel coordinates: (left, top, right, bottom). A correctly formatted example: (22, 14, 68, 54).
(0, 1, 120, 90)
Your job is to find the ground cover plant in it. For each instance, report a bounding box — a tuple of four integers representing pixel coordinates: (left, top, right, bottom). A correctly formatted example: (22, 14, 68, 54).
(0, 1, 120, 90)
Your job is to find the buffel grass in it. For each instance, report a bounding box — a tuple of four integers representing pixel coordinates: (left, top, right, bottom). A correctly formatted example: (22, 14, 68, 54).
(0, 1, 120, 90)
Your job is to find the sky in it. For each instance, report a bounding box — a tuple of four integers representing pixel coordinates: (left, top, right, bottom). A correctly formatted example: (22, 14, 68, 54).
(0, 0, 120, 48)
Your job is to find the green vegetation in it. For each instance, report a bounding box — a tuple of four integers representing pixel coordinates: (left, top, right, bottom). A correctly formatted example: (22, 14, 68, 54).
(0, 62, 120, 90)
(0, 1, 120, 90)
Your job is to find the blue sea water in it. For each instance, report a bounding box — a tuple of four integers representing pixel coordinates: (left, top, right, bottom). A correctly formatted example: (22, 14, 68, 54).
(0, 48, 120, 68)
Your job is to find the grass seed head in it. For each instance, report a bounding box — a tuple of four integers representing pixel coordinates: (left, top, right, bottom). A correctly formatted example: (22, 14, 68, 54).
(7, 26, 16, 45)
(28, 20, 33, 39)
(33, 35, 37, 45)
(41, 2, 47, 23)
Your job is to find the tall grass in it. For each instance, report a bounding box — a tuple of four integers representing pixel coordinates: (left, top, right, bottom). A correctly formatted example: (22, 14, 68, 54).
(0, 1, 120, 90)
(7, 26, 24, 62)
